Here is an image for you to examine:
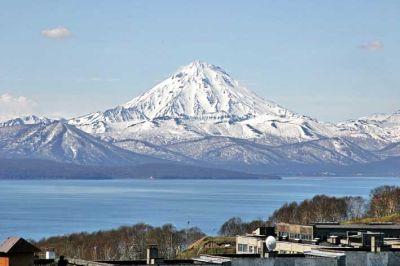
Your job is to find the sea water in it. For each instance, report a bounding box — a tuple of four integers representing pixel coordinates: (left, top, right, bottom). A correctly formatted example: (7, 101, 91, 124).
(0, 177, 399, 240)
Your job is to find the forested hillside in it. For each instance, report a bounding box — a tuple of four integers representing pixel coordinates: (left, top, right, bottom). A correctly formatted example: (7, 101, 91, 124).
(36, 185, 400, 260)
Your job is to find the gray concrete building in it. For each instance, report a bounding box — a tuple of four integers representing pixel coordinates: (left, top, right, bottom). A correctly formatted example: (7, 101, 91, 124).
(276, 222, 400, 242)
(236, 227, 275, 255)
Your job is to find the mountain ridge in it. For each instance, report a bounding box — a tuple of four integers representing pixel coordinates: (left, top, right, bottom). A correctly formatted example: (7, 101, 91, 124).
(1, 61, 399, 176)
(0, 121, 162, 166)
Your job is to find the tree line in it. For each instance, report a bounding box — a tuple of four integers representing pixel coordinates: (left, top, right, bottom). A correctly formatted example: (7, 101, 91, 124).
(219, 185, 400, 236)
(35, 223, 204, 261)
(36, 185, 400, 259)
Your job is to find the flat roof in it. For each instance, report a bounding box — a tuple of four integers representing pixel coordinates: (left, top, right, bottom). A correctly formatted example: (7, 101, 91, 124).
(304, 250, 345, 258)
(193, 255, 231, 264)
(237, 234, 267, 238)
(315, 224, 400, 230)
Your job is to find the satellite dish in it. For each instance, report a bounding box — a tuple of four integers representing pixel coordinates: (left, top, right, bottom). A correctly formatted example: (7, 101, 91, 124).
(266, 236, 277, 251)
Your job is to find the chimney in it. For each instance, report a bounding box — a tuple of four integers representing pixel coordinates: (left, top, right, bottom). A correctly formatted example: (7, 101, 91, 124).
(147, 244, 159, 265)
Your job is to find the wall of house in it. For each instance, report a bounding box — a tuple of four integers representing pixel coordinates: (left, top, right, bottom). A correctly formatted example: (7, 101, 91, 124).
(275, 241, 315, 254)
(236, 236, 263, 254)
(0, 257, 9, 266)
(314, 227, 400, 240)
(8, 254, 34, 266)
(276, 223, 314, 240)
(241, 248, 400, 266)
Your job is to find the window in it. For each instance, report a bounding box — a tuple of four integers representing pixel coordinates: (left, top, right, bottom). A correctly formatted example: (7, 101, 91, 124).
(249, 246, 253, 253)
(238, 244, 248, 253)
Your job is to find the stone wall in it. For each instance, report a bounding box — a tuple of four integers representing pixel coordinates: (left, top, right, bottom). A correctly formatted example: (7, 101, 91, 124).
(230, 257, 341, 266)
(344, 251, 400, 266)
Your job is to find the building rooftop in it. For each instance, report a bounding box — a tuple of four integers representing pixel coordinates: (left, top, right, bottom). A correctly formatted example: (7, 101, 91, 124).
(304, 250, 345, 258)
(193, 255, 231, 264)
(0, 237, 41, 255)
(314, 224, 400, 230)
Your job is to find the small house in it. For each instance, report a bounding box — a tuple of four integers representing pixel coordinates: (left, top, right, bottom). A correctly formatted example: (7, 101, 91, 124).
(0, 237, 41, 266)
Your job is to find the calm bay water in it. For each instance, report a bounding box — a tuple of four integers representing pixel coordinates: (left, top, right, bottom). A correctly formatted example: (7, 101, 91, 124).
(0, 177, 400, 240)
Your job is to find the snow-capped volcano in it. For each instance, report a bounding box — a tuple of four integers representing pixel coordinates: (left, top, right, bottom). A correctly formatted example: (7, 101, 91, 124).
(123, 61, 293, 120)
(70, 61, 332, 143)
(71, 61, 297, 129)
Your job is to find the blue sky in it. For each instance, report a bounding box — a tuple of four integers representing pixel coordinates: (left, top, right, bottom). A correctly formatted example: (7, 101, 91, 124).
(0, 0, 399, 122)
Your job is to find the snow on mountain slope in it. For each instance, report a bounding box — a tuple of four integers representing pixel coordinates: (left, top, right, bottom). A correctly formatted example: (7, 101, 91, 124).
(164, 136, 283, 166)
(376, 141, 400, 158)
(123, 61, 291, 119)
(385, 111, 400, 136)
(70, 61, 334, 144)
(70, 107, 147, 134)
(0, 115, 54, 127)
(112, 137, 197, 163)
(274, 137, 380, 165)
(0, 121, 160, 166)
(164, 136, 379, 168)
(335, 110, 400, 149)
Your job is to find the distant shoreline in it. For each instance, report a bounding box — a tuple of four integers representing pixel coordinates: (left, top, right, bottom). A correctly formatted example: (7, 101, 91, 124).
(0, 158, 280, 180)
(1, 158, 400, 180)
(2, 174, 400, 181)
(0, 176, 282, 180)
